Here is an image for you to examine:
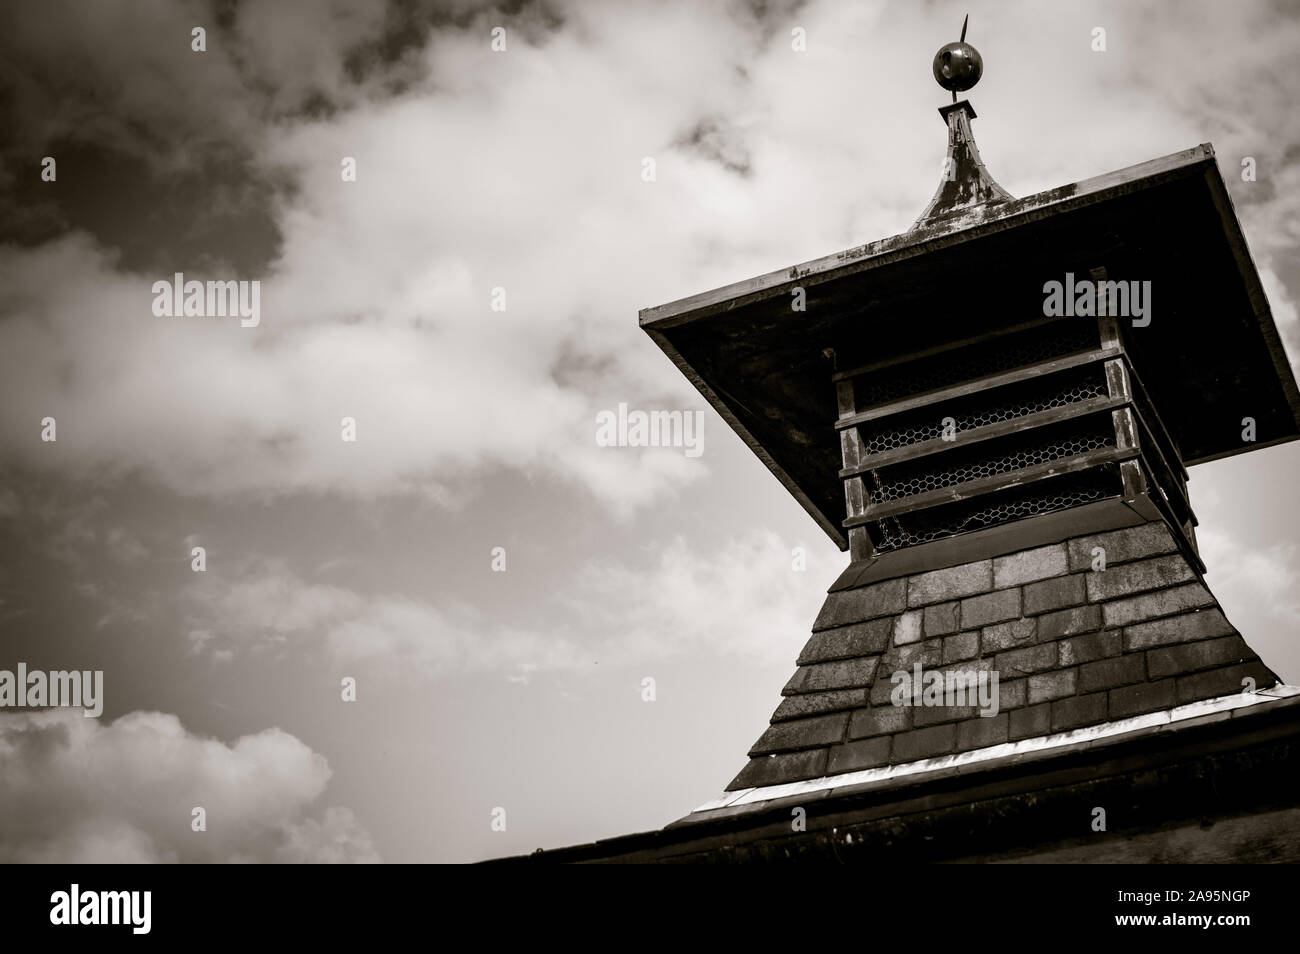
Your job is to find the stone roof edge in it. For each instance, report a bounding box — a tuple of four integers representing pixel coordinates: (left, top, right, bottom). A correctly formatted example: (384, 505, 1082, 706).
(680, 683, 1300, 823)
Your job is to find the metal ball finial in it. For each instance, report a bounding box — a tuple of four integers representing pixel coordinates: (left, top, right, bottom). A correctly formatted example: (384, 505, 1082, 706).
(932, 14, 982, 102)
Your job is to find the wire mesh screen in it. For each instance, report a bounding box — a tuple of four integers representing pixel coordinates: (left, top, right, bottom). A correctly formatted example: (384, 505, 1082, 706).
(869, 466, 1120, 552)
(864, 414, 1116, 503)
(841, 316, 1125, 555)
(859, 363, 1109, 455)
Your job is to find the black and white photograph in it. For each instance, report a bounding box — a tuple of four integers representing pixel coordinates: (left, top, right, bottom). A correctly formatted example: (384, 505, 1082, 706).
(1, 0, 1298, 933)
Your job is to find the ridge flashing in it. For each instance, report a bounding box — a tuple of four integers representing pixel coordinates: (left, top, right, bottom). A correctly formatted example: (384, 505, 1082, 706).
(687, 684, 1300, 819)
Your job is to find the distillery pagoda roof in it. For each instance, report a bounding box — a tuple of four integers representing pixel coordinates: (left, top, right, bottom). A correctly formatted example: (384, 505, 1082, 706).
(640, 142, 1300, 551)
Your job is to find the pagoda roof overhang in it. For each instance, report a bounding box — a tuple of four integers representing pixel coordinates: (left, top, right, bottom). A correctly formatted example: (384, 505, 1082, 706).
(639, 144, 1300, 550)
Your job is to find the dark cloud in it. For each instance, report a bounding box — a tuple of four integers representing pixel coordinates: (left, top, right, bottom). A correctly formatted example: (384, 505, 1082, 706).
(674, 116, 754, 176)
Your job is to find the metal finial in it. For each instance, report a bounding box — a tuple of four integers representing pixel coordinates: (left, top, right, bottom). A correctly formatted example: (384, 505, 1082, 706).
(933, 14, 983, 104)
(913, 15, 1012, 230)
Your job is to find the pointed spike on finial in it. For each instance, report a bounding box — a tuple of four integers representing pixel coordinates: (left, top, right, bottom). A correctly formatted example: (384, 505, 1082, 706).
(932, 15, 983, 98)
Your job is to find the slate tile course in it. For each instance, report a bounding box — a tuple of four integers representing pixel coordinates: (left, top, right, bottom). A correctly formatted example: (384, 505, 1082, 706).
(729, 522, 1278, 792)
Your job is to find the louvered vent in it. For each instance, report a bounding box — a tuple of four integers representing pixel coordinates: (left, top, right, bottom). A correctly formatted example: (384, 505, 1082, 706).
(834, 313, 1200, 566)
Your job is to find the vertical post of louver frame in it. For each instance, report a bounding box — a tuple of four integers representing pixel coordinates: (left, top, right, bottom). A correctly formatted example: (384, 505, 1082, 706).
(837, 379, 874, 562)
(1097, 303, 1206, 574)
(1097, 287, 1146, 503)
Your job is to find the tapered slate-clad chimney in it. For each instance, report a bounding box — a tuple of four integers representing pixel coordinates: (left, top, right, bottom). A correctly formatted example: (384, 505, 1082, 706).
(493, 20, 1300, 864)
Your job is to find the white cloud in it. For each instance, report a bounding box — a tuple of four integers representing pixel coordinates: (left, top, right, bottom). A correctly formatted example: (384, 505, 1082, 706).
(1197, 527, 1300, 624)
(560, 530, 827, 666)
(181, 555, 592, 672)
(180, 530, 828, 675)
(0, 708, 379, 863)
(0, 235, 709, 512)
(3, 0, 1300, 520)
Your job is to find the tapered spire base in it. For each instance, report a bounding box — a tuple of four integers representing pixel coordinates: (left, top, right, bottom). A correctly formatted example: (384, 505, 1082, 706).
(912, 100, 1013, 230)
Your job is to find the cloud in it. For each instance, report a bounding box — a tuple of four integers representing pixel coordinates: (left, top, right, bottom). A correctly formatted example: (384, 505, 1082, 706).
(180, 530, 826, 674)
(3, 0, 1300, 520)
(0, 0, 739, 514)
(180, 554, 592, 672)
(0, 0, 401, 171)
(0, 707, 379, 862)
(0, 234, 707, 512)
(559, 530, 826, 666)
(1258, 264, 1300, 367)
(1197, 527, 1300, 624)
(105, 526, 149, 564)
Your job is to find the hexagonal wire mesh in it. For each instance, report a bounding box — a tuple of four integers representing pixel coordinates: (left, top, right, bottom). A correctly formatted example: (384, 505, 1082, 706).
(865, 413, 1116, 503)
(859, 363, 1109, 455)
(845, 317, 1119, 553)
(870, 465, 1120, 552)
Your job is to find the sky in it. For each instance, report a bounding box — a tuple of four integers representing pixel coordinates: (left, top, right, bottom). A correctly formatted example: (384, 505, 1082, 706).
(1, 0, 1299, 863)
